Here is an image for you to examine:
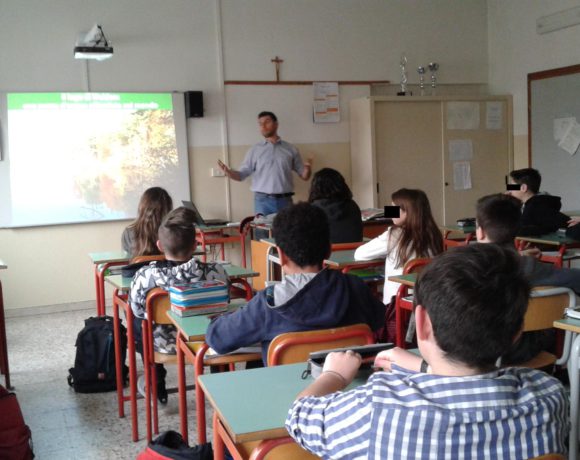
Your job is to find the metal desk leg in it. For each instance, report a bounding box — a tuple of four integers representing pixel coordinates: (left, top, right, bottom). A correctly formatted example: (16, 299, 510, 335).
(569, 332, 580, 460)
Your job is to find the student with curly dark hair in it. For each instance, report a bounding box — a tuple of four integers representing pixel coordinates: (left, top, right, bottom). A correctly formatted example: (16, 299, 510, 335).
(308, 168, 363, 243)
(206, 202, 385, 363)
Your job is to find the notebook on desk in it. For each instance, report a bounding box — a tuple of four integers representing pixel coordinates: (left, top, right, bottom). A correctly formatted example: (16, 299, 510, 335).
(182, 200, 229, 226)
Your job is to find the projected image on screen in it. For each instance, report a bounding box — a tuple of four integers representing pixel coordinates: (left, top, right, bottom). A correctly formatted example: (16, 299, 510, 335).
(3, 92, 189, 227)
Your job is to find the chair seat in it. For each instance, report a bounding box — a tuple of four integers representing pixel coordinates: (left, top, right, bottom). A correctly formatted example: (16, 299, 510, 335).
(186, 342, 262, 365)
(512, 351, 557, 370)
(154, 351, 178, 365)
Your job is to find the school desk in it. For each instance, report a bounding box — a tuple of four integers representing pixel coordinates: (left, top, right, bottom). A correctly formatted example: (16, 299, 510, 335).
(441, 225, 476, 249)
(169, 302, 262, 446)
(324, 249, 383, 273)
(387, 273, 417, 287)
(516, 233, 580, 268)
(196, 224, 248, 268)
(198, 362, 372, 459)
(89, 249, 205, 316)
(553, 317, 580, 460)
(105, 264, 258, 442)
(0, 260, 10, 390)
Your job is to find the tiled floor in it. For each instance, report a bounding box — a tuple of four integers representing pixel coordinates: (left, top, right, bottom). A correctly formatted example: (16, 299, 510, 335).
(6, 307, 211, 459)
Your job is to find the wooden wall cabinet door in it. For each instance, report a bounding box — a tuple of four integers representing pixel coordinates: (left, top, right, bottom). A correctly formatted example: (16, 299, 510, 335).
(350, 96, 513, 225)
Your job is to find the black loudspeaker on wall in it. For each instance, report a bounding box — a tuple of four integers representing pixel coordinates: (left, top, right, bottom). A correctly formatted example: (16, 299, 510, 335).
(184, 91, 204, 118)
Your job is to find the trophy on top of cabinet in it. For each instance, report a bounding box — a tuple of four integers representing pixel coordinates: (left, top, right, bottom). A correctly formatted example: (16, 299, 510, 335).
(428, 62, 439, 94)
(417, 66, 426, 96)
(397, 54, 412, 96)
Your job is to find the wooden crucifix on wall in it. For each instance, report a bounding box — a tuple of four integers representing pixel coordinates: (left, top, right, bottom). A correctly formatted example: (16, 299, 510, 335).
(271, 56, 284, 82)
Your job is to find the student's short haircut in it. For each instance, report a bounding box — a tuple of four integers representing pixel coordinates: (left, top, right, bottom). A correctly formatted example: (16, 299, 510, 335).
(158, 207, 196, 258)
(414, 244, 530, 369)
(476, 194, 521, 245)
(258, 111, 277, 122)
(272, 202, 330, 268)
(509, 168, 541, 194)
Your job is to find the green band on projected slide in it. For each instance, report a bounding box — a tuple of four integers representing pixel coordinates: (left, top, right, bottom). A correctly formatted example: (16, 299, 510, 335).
(7, 93, 173, 110)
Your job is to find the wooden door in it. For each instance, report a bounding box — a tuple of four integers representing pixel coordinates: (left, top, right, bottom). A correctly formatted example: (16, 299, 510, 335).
(442, 99, 511, 224)
(374, 101, 444, 224)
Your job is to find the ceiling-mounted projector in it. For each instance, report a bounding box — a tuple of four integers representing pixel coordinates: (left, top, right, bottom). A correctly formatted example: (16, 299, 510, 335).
(74, 24, 113, 61)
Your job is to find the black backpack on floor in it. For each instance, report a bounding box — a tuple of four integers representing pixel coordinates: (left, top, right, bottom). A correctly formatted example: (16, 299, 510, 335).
(67, 315, 128, 393)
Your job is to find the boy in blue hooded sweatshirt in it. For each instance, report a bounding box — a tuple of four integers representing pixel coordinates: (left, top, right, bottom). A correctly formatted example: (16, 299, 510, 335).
(206, 202, 386, 363)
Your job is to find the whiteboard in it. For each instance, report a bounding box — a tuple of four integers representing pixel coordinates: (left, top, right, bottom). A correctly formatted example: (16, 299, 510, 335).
(530, 65, 580, 211)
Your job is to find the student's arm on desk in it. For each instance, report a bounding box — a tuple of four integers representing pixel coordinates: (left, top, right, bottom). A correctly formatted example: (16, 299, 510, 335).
(205, 294, 267, 354)
(524, 256, 580, 295)
(353, 229, 390, 261)
(286, 351, 372, 458)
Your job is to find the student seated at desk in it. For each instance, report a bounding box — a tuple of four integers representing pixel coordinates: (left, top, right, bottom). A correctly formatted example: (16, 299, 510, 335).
(286, 244, 568, 459)
(476, 193, 580, 364)
(130, 207, 227, 403)
(506, 168, 569, 236)
(122, 186, 173, 257)
(308, 167, 363, 244)
(205, 202, 385, 363)
(354, 188, 443, 341)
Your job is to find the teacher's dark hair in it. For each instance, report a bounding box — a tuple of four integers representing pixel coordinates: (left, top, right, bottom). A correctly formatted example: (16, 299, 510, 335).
(258, 111, 277, 122)
(273, 203, 331, 268)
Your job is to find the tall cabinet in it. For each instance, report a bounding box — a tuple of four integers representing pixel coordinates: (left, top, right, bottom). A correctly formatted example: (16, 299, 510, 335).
(350, 96, 513, 225)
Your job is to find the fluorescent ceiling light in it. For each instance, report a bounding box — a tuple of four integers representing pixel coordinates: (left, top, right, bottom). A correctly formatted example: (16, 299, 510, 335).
(537, 6, 580, 35)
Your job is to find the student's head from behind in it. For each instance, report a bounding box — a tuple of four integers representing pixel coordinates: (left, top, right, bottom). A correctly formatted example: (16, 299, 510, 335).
(132, 187, 174, 255)
(272, 202, 331, 271)
(508, 168, 541, 200)
(414, 244, 530, 371)
(308, 168, 353, 202)
(390, 188, 443, 265)
(157, 207, 197, 261)
(476, 193, 521, 245)
(258, 111, 278, 138)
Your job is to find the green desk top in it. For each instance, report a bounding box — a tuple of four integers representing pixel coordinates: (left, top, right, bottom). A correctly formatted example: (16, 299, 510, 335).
(89, 251, 131, 264)
(554, 317, 580, 333)
(324, 249, 382, 268)
(564, 210, 580, 217)
(104, 264, 257, 294)
(442, 225, 476, 234)
(516, 232, 580, 246)
(168, 300, 245, 341)
(197, 224, 236, 231)
(387, 273, 417, 287)
(198, 362, 372, 443)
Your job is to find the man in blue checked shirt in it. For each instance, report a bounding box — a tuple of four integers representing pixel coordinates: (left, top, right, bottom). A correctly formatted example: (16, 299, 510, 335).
(286, 244, 568, 460)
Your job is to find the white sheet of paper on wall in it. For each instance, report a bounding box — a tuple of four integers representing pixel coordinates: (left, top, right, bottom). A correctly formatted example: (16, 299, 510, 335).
(453, 161, 472, 191)
(557, 120, 580, 155)
(485, 101, 503, 130)
(554, 117, 576, 142)
(449, 139, 473, 162)
(447, 102, 480, 130)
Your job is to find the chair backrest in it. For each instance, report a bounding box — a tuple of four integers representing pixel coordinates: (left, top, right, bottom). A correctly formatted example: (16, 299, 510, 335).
(330, 242, 365, 251)
(131, 254, 166, 264)
(523, 286, 575, 332)
(240, 215, 257, 237)
(145, 287, 172, 325)
(267, 323, 374, 366)
(402, 257, 431, 275)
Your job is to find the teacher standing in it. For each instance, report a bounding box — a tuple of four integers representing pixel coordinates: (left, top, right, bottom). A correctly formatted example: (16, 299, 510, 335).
(218, 111, 312, 215)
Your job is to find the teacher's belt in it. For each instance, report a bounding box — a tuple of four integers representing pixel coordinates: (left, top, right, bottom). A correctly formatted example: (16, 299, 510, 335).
(256, 192, 295, 198)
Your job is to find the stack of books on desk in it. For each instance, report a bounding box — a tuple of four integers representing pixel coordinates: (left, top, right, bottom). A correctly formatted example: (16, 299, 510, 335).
(169, 280, 229, 317)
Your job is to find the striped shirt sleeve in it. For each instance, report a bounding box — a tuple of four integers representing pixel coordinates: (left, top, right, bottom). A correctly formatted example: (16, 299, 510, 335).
(286, 382, 374, 459)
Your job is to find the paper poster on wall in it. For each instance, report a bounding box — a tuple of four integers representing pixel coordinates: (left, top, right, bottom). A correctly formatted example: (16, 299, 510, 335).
(453, 161, 472, 190)
(446, 102, 480, 130)
(448, 139, 473, 162)
(557, 119, 580, 155)
(486, 101, 503, 130)
(313, 82, 340, 123)
(554, 117, 576, 142)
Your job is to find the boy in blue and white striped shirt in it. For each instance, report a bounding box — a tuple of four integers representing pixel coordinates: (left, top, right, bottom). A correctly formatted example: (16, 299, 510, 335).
(286, 244, 568, 460)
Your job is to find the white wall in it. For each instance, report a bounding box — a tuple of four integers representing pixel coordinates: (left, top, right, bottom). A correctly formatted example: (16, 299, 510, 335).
(0, 0, 489, 309)
(488, 0, 580, 136)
